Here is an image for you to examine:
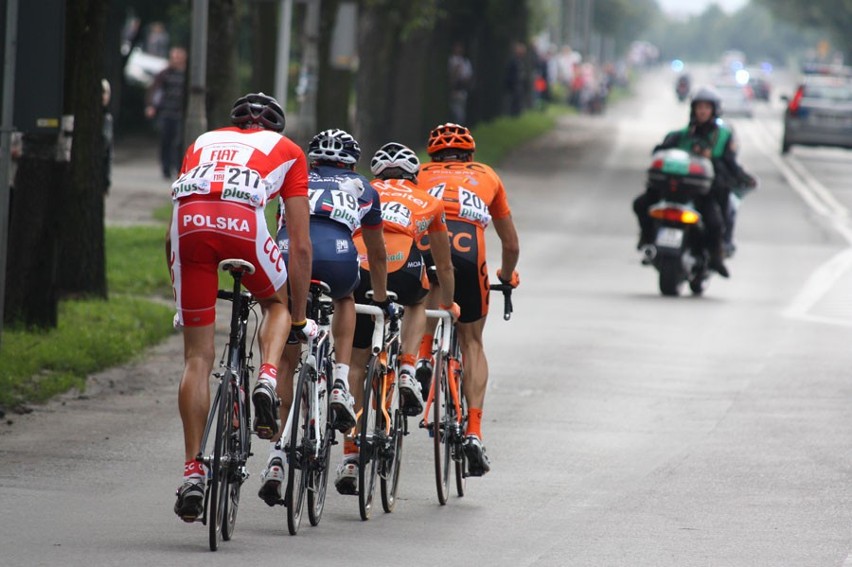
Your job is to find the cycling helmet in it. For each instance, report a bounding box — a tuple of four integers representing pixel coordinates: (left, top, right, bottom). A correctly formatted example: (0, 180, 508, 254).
(427, 122, 475, 155)
(308, 128, 361, 165)
(230, 92, 286, 132)
(370, 142, 420, 178)
(690, 86, 722, 117)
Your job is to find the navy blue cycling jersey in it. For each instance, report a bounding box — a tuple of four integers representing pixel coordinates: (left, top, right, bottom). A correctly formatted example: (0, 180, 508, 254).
(281, 164, 382, 234)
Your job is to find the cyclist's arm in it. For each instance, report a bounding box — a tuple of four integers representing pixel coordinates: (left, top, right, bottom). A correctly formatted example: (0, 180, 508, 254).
(492, 214, 520, 278)
(283, 195, 312, 322)
(428, 229, 455, 307)
(361, 225, 388, 302)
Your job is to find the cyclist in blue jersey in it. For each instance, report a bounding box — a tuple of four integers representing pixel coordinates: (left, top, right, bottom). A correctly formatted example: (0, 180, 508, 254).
(256, 128, 391, 506)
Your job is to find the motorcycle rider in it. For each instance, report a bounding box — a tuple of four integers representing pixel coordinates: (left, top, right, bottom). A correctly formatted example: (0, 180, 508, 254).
(632, 85, 756, 278)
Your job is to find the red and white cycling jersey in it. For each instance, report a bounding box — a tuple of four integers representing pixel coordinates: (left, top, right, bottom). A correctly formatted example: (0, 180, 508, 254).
(169, 126, 308, 327)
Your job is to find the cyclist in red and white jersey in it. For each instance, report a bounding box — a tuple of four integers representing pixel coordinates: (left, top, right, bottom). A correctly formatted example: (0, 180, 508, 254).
(168, 93, 311, 521)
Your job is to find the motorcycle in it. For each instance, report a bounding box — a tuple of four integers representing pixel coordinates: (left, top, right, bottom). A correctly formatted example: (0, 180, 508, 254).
(641, 148, 716, 297)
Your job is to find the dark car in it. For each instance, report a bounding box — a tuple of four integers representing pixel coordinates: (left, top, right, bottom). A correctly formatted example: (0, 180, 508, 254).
(782, 75, 852, 154)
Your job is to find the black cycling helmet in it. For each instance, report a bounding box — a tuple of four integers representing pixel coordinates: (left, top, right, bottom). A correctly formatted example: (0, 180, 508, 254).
(230, 92, 286, 132)
(308, 128, 361, 165)
(370, 142, 420, 179)
(690, 86, 722, 119)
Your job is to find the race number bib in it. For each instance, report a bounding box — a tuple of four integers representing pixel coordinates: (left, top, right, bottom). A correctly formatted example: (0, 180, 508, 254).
(171, 162, 215, 200)
(381, 201, 412, 228)
(221, 165, 268, 207)
(458, 187, 491, 227)
(309, 188, 361, 231)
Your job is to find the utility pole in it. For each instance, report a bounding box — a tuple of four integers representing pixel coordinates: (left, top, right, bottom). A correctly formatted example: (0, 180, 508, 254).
(296, 0, 321, 144)
(0, 0, 18, 346)
(185, 0, 209, 144)
(274, 0, 294, 109)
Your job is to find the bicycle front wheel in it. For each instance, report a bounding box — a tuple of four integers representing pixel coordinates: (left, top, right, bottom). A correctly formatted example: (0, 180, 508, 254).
(433, 351, 451, 505)
(208, 375, 234, 551)
(286, 364, 309, 535)
(358, 356, 382, 520)
(307, 363, 332, 526)
(380, 366, 404, 513)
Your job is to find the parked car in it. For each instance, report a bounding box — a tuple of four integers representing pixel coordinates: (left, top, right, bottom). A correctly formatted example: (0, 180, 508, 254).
(781, 75, 852, 154)
(715, 82, 754, 118)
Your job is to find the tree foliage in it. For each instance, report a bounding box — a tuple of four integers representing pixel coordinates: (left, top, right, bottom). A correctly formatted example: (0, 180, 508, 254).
(756, 0, 852, 58)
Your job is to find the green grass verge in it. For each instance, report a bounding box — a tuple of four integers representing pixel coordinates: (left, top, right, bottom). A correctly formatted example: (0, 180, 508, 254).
(1, 225, 175, 409)
(0, 297, 174, 408)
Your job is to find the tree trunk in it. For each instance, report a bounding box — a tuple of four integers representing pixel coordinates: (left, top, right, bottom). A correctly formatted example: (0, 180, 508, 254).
(250, 0, 278, 98)
(206, 0, 241, 130)
(4, 136, 62, 327)
(316, 0, 352, 133)
(59, 0, 108, 299)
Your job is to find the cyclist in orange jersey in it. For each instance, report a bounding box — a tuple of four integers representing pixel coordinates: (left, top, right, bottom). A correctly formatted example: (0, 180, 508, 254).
(416, 123, 520, 476)
(334, 143, 460, 493)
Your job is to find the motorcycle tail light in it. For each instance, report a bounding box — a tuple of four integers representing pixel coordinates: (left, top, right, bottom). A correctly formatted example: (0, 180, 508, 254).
(650, 207, 699, 224)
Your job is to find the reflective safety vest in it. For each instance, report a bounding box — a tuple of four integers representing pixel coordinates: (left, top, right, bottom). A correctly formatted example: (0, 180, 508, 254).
(675, 120, 732, 158)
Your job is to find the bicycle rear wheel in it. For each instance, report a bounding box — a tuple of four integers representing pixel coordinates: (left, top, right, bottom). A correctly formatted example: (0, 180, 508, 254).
(222, 380, 244, 541)
(433, 350, 451, 505)
(286, 364, 309, 535)
(307, 363, 332, 526)
(208, 375, 233, 551)
(358, 356, 382, 520)
(380, 386, 404, 513)
(452, 360, 467, 498)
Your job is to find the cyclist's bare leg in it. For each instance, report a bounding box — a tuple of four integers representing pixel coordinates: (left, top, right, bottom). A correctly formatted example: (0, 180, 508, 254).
(401, 302, 426, 358)
(179, 324, 216, 461)
(273, 342, 301, 442)
(457, 317, 488, 415)
(256, 285, 291, 371)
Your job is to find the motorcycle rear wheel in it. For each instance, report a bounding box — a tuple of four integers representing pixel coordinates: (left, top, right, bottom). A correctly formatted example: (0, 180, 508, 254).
(658, 256, 683, 297)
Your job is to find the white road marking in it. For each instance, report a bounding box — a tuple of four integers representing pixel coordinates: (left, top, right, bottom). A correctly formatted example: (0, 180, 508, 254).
(743, 119, 852, 324)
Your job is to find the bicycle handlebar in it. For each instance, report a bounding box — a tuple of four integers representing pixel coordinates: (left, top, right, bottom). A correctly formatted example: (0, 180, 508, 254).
(488, 283, 514, 321)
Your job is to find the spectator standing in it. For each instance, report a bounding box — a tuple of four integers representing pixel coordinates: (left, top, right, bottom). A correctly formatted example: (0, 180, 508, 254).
(448, 41, 474, 125)
(145, 46, 187, 180)
(101, 79, 114, 193)
(144, 21, 170, 58)
(505, 42, 529, 117)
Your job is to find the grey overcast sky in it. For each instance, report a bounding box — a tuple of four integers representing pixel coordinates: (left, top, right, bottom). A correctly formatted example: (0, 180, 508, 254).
(656, 0, 749, 16)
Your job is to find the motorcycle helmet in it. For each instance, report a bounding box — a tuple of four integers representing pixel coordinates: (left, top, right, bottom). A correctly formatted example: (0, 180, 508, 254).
(230, 92, 286, 132)
(308, 128, 361, 165)
(690, 86, 722, 119)
(427, 122, 476, 156)
(370, 142, 420, 179)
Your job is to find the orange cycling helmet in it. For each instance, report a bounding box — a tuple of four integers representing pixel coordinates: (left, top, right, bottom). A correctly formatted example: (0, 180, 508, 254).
(427, 122, 475, 155)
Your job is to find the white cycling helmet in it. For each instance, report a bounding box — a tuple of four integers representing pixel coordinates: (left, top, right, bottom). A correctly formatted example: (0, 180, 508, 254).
(308, 128, 361, 165)
(370, 142, 420, 178)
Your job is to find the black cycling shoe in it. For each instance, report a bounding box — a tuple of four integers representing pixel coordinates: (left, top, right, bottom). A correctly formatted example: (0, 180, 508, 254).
(174, 481, 205, 522)
(463, 435, 491, 477)
(252, 379, 280, 440)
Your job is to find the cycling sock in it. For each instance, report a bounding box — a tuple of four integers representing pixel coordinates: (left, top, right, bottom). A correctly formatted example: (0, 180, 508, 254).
(466, 407, 483, 439)
(343, 437, 358, 457)
(333, 363, 350, 389)
(184, 460, 206, 481)
(418, 334, 433, 360)
(399, 353, 416, 375)
(259, 363, 278, 386)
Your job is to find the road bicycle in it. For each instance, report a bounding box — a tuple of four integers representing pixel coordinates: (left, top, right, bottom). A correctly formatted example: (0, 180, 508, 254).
(281, 280, 336, 535)
(197, 259, 258, 551)
(353, 292, 405, 520)
(422, 282, 513, 505)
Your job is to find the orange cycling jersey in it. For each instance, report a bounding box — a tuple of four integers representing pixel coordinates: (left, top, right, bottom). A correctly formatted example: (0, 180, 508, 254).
(356, 178, 447, 272)
(417, 160, 511, 228)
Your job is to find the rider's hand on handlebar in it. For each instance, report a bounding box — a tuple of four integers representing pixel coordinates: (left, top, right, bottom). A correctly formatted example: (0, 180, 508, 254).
(496, 269, 520, 288)
(291, 318, 319, 343)
(440, 302, 461, 322)
(371, 297, 401, 320)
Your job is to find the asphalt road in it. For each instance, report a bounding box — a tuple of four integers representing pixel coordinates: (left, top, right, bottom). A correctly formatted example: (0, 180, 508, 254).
(4, 65, 852, 566)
